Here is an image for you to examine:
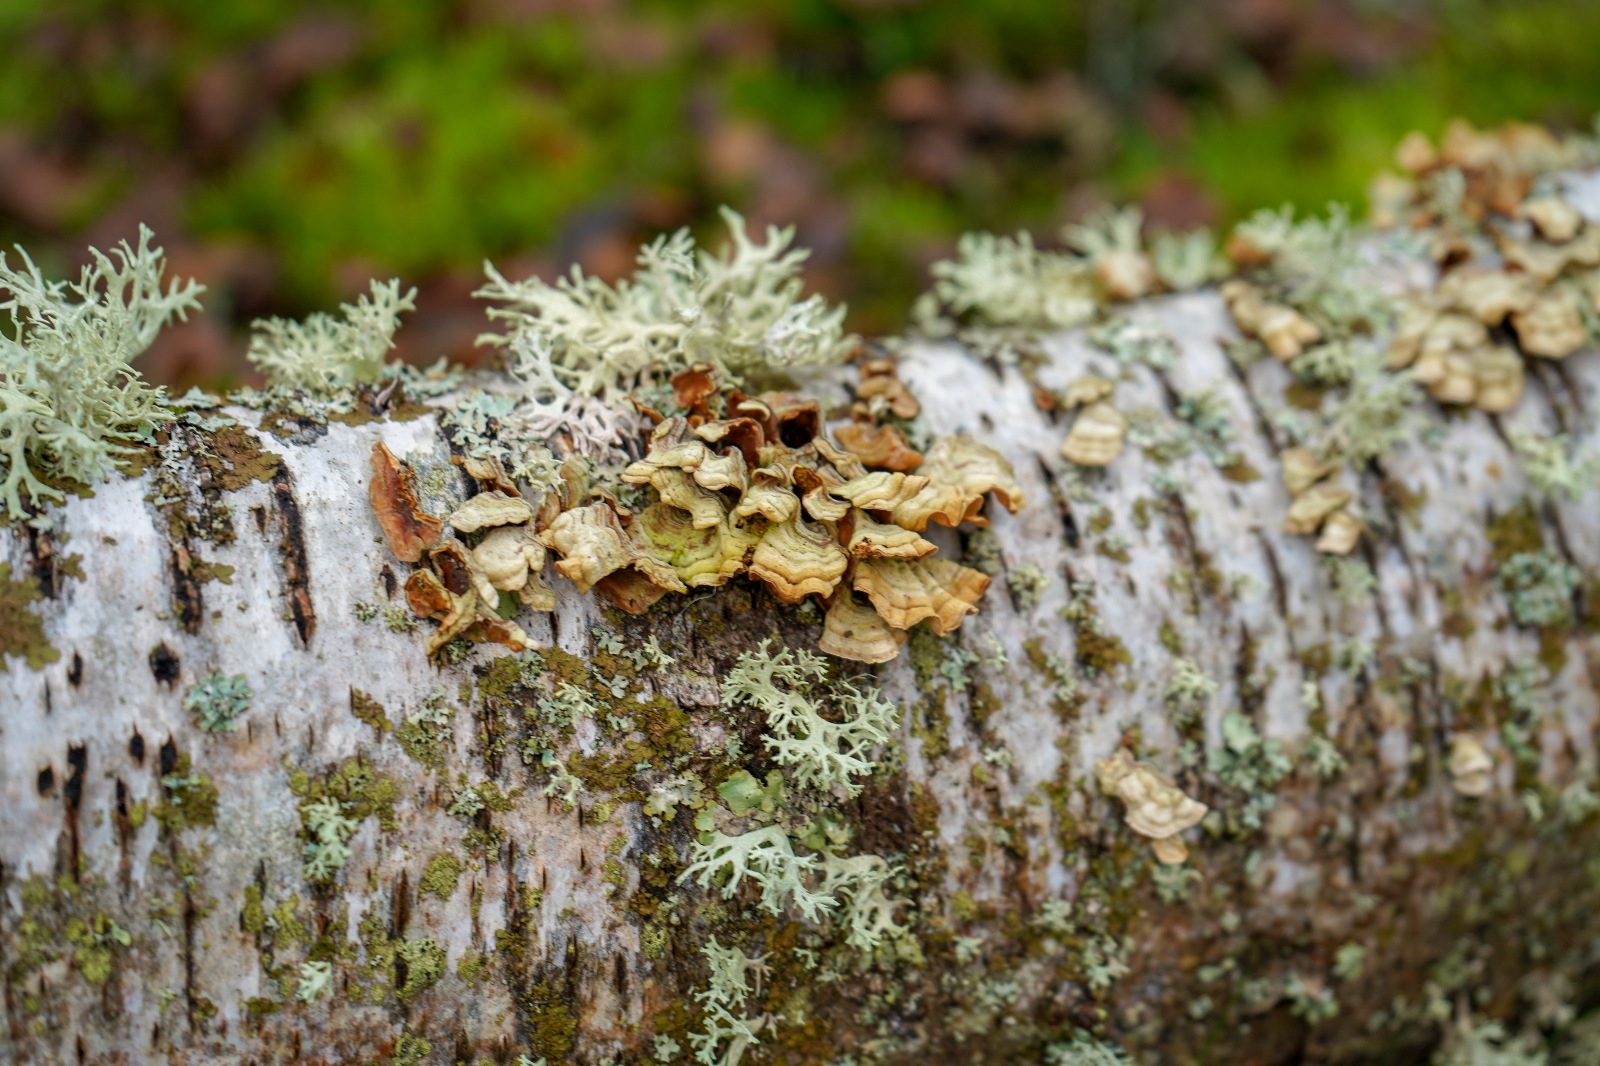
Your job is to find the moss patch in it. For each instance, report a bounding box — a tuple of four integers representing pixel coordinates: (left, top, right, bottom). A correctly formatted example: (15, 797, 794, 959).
(0, 562, 59, 671)
(1487, 500, 1543, 564)
(419, 853, 464, 901)
(351, 689, 392, 733)
(241, 884, 266, 935)
(396, 938, 447, 1001)
(199, 424, 284, 491)
(522, 979, 577, 1061)
(1076, 628, 1131, 677)
(154, 756, 219, 831)
(290, 757, 400, 831)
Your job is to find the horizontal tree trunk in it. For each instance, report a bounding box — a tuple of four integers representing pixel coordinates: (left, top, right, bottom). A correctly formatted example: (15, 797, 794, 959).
(5, 183, 1600, 1066)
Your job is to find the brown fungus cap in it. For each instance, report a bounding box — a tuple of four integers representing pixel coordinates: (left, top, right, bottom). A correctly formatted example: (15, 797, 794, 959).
(819, 588, 906, 664)
(369, 441, 442, 562)
(853, 556, 989, 635)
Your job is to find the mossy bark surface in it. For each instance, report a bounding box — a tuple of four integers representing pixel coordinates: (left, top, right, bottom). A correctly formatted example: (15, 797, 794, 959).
(5, 248, 1600, 1064)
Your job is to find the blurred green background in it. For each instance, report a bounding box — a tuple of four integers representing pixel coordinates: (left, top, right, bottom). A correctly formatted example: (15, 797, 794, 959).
(2, 0, 1597, 387)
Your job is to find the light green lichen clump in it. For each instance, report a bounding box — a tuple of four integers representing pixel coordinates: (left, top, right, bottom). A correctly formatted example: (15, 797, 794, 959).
(183, 670, 253, 732)
(0, 224, 201, 516)
(1509, 428, 1599, 503)
(681, 823, 834, 922)
(478, 206, 852, 398)
(689, 937, 769, 1066)
(922, 230, 1098, 332)
(721, 640, 899, 797)
(301, 796, 360, 881)
(247, 278, 416, 395)
(1498, 550, 1580, 628)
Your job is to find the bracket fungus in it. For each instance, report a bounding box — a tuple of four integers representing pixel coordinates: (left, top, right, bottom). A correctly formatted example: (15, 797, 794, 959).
(447, 490, 536, 533)
(832, 420, 923, 472)
(1221, 279, 1321, 361)
(1061, 401, 1127, 467)
(369, 442, 443, 562)
(372, 444, 562, 658)
(370, 355, 1020, 664)
(1095, 748, 1208, 864)
(1511, 287, 1588, 359)
(1448, 733, 1495, 798)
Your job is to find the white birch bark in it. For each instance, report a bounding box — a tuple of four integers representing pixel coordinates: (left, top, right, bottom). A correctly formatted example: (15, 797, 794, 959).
(4, 179, 1600, 1065)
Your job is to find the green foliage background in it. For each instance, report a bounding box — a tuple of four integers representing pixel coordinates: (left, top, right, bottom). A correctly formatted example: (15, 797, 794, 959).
(0, 0, 1596, 380)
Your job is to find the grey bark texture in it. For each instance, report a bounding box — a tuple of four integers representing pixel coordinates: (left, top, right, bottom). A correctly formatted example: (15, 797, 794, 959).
(5, 180, 1600, 1066)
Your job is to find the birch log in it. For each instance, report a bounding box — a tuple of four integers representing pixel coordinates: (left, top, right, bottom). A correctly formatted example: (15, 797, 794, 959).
(5, 181, 1600, 1066)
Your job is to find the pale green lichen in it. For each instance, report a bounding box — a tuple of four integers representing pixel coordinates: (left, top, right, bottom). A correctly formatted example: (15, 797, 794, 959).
(679, 824, 833, 921)
(1208, 710, 1292, 830)
(1326, 555, 1378, 606)
(689, 937, 769, 1066)
(534, 751, 584, 808)
(1334, 942, 1367, 983)
(644, 772, 706, 822)
(1497, 550, 1580, 628)
(1509, 429, 1599, 502)
(1432, 1012, 1548, 1066)
(1164, 658, 1217, 727)
(1303, 733, 1349, 780)
(1286, 973, 1341, 1023)
(448, 785, 485, 820)
(296, 960, 333, 1002)
(722, 641, 899, 797)
(1088, 317, 1177, 371)
(922, 230, 1096, 331)
(478, 206, 850, 399)
(182, 670, 252, 732)
(1308, 346, 1422, 466)
(301, 797, 360, 882)
(246, 279, 416, 395)
(1150, 227, 1226, 291)
(0, 224, 201, 516)
(1005, 562, 1050, 609)
(1233, 202, 1386, 331)
(439, 385, 571, 483)
(816, 853, 907, 952)
(397, 686, 455, 769)
(1044, 1029, 1134, 1065)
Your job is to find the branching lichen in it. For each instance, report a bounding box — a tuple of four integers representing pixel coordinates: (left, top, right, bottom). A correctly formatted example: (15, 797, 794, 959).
(0, 225, 201, 515)
(922, 231, 1096, 332)
(247, 279, 416, 395)
(722, 641, 899, 797)
(678, 824, 834, 921)
(479, 206, 851, 398)
(1509, 428, 1599, 502)
(301, 797, 360, 882)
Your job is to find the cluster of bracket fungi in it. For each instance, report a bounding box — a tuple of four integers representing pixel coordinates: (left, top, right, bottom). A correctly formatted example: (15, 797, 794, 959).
(1230, 121, 1599, 557)
(371, 357, 1021, 665)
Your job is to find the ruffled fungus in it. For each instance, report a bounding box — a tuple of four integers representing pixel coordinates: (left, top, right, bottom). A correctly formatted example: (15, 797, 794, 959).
(1095, 748, 1208, 864)
(1060, 401, 1127, 467)
(1448, 733, 1494, 798)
